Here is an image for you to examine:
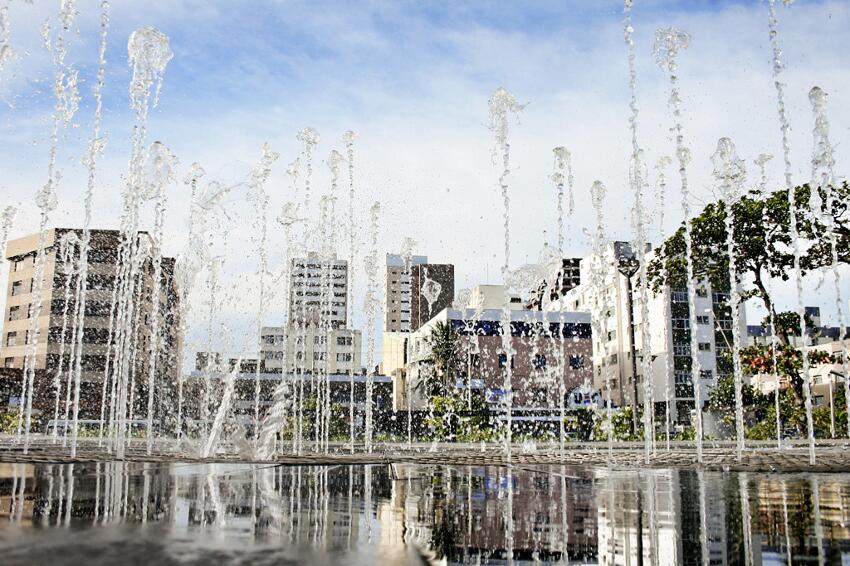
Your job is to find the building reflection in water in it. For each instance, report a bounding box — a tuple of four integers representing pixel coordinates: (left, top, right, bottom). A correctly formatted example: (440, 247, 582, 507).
(1, 461, 850, 564)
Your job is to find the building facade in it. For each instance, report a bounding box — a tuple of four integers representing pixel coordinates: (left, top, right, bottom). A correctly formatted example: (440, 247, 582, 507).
(383, 253, 427, 333)
(526, 257, 582, 311)
(259, 325, 361, 375)
(410, 263, 454, 332)
(0, 228, 181, 422)
(289, 253, 348, 329)
(402, 307, 593, 411)
(553, 242, 746, 425)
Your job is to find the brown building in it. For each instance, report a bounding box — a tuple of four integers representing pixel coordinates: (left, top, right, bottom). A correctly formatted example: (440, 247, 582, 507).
(0, 228, 181, 426)
(403, 307, 593, 410)
(383, 253, 427, 333)
(410, 263, 454, 331)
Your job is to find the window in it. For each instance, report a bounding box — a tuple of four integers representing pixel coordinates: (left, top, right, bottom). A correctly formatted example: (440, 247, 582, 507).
(336, 353, 352, 362)
(6, 332, 17, 346)
(698, 342, 711, 352)
(470, 353, 481, 367)
(264, 336, 275, 345)
(673, 344, 691, 356)
(696, 287, 708, 298)
(498, 354, 513, 369)
(700, 370, 713, 379)
(7, 306, 19, 321)
(607, 330, 616, 341)
(696, 315, 710, 325)
(10, 280, 24, 296)
(533, 354, 547, 370)
(4, 357, 13, 368)
(569, 354, 585, 369)
(313, 352, 326, 361)
(337, 336, 353, 346)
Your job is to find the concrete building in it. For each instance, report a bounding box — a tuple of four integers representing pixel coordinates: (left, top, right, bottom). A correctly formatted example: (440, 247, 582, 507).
(259, 325, 361, 375)
(410, 263, 454, 332)
(289, 253, 348, 329)
(402, 306, 593, 412)
(383, 253, 427, 333)
(0, 228, 181, 421)
(468, 284, 524, 311)
(553, 242, 746, 425)
(526, 257, 582, 311)
(746, 306, 848, 348)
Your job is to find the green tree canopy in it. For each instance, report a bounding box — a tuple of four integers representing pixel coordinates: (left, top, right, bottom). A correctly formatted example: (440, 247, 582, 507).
(648, 182, 850, 345)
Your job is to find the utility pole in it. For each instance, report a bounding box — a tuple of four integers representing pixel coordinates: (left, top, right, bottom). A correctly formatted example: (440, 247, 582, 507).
(616, 246, 641, 436)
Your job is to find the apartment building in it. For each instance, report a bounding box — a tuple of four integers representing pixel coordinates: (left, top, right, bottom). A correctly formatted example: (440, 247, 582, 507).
(384, 253, 427, 333)
(553, 242, 746, 425)
(259, 325, 361, 375)
(289, 253, 348, 329)
(403, 305, 593, 411)
(0, 228, 181, 418)
(526, 257, 582, 311)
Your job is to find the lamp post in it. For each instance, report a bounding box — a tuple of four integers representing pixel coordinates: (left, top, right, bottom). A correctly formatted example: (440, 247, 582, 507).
(616, 247, 641, 435)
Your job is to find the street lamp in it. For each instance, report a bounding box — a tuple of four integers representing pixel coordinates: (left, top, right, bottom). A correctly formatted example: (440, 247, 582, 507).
(615, 246, 641, 435)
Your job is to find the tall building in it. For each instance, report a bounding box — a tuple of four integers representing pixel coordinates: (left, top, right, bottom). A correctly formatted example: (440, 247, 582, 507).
(289, 253, 348, 329)
(410, 263, 454, 331)
(553, 241, 746, 425)
(383, 253, 427, 333)
(526, 257, 582, 311)
(0, 228, 181, 419)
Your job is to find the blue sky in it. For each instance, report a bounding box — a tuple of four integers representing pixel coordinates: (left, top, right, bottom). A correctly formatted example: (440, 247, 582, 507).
(1, 0, 848, 358)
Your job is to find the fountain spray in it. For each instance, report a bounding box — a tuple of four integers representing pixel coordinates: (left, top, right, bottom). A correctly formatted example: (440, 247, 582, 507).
(552, 147, 570, 455)
(711, 137, 747, 461)
(143, 143, 178, 455)
(19, 0, 79, 453)
(654, 156, 674, 450)
(363, 202, 380, 453)
(765, 0, 816, 464)
(488, 87, 524, 459)
(624, 0, 655, 461)
(589, 181, 613, 454)
(808, 86, 849, 441)
(653, 27, 705, 462)
(342, 131, 358, 452)
(250, 143, 279, 443)
(255, 202, 300, 460)
(111, 26, 173, 458)
(69, 0, 110, 458)
(754, 153, 782, 448)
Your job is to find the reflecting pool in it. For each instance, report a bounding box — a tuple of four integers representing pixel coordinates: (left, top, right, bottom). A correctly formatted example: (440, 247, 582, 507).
(1, 462, 849, 564)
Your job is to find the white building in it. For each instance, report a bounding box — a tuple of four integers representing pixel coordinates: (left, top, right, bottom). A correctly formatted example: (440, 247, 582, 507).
(289, 253, 348, 329)
(260, 325, 361, 375)
(552, 242, 747, 425)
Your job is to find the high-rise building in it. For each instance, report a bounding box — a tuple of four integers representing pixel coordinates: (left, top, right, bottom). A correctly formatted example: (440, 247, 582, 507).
(526, 257, 582, 310)
(410, 263, 454, 331)
(288, 253, 348, 329)
(383, 253, 427, 333)
(0, 228, 181, 418)
(553, 241, 747, 425)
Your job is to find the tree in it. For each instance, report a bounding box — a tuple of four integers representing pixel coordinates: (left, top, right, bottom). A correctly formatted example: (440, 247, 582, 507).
(424, 320, 462, 393)
(740, 342, 837, 404)
(648, 182, 850, 346)
(708, 371, 768, 419)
